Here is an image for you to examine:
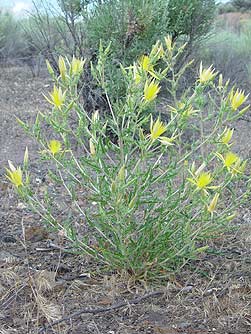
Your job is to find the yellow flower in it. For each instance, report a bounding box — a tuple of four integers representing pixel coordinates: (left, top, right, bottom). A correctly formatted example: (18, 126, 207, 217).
(144, 80, 160, 102)
(196, 172, 213, 189)
(139, 55, 154, 72)
(169, 102, 184, 114)
(58, 56, 67, 81)
(215, 151, 246, 174)
(48, 140, 62, 156)
(147, 117, 176, 145)
(5, 161, 23, 188)
(220, 127, 234, 145)
(187, 171, 214, 192)
(225, 152, 239, 167)
(70, 56, 85, 76)
(150, 117, 167, 141)
(45, 86, 66, 108)
(229, 88, 248, 110)
(207, 193, 220, 214)
(199, 63, 217, 84)
(218, 152, 239, 168)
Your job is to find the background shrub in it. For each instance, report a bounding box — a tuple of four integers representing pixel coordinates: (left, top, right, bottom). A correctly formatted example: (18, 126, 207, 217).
(232, 0, 251, 10)
(0, 9, 44, 75)
(0, 10, 26, 61)
(19, 0, 216, 106)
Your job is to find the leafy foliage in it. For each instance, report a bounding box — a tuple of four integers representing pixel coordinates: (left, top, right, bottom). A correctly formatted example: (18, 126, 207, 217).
(11, 38, 251, 280)
(167, 0, 216, 40)
(85, 0, 216, 62)
(0, 10, 24, 60)
(232, 0, 251, 10)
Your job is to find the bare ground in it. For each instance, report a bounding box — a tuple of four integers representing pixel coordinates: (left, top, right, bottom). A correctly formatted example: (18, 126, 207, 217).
(0, 66, 251, 334)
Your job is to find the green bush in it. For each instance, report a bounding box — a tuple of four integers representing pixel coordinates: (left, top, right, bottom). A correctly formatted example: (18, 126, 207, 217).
(22, 0, 216, 104)
(218, 3, 237, 14)
(8, 37, 250, 280)
(0, 9, 44, 75)
(84, 0, 216, 60)
(232, 0, 251, 10)
(166, 0, 216, 41)
(81, 0, 216, 100)
(0, 10, 26, 60)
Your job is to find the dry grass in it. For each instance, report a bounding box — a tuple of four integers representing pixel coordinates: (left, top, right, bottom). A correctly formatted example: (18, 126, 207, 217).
(0, 219, 250, 333)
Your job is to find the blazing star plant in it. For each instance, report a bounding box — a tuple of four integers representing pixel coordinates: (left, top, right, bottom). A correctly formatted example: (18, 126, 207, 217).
(10, 38, 251, 280)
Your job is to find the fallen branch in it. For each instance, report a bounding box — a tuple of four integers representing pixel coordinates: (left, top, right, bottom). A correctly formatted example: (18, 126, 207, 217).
(36, 241, 76, 254)
(39, 290, 164, 333)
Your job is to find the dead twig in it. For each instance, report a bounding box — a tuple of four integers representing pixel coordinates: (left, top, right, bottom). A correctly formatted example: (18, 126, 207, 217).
(36, 241, 77, 254)
(39, 290, 164, 333)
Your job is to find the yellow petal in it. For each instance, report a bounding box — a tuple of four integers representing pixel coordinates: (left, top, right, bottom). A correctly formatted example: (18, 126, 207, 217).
(196, 172, 212, 189)
(48, 140, 62, 155)
(199, 63, 217, 84)
(6, 164, 23, 187)
(224, 152, 239, 168)
(144, 80, 160, 102)
(150, 118, 167, 141)
(221, 128, 234, 145)
(139, 55, 154, 72)
(229, 88, 248, 110)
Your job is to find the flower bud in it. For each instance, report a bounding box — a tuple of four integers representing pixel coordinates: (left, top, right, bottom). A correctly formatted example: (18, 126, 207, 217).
(117, 165, 126, 182)
(207, 193, 219, 214)
(23, 147, 29, 168)
(58, 56, 67, 81)
(92, 110, 100, 123)
(129, 194, 137, 209)
(111, 180, 116, 193)
(46, 60, 54, 77)
(89, 138, 96, 157)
